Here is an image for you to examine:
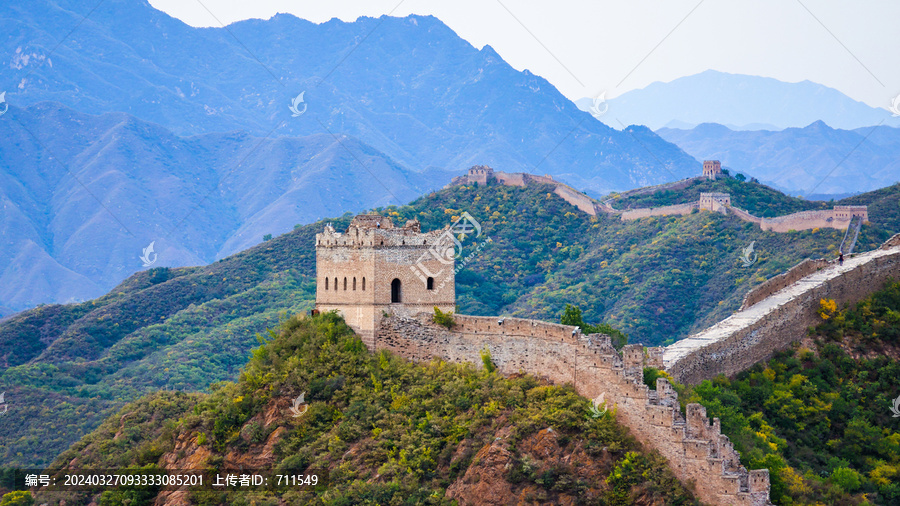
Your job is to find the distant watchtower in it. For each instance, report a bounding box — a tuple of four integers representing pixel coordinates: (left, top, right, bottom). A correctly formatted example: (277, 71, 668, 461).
(702, 160, 722, 180)
(315, 214, 456, 349)
(466, 165, 494, 185)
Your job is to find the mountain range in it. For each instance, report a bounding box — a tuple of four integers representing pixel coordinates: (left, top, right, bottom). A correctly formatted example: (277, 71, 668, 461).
(656, 122, 900, 195)
(0, 0, 701, 314)
(576, 70, 900, 131)
(3, 0, 698, 190)
(0, 102, 454, 315)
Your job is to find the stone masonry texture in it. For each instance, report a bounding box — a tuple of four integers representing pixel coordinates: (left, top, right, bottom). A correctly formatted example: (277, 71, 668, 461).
(665, 235, 900, 384)
(373, 312, 772, 506)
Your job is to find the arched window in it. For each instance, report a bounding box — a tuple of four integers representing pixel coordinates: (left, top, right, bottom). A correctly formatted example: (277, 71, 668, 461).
(334, 277, 338, 290)
(427, 277, 434, 290)
(343, 277, 347, 290)
(362, 277, 366, 291)
(391, 278, 402, 303)
(325, 278, 329, 290)
(353, 277, 357, 290)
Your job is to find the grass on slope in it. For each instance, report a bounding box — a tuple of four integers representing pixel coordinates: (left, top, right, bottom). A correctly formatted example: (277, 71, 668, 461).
(26, 312, 697, 506)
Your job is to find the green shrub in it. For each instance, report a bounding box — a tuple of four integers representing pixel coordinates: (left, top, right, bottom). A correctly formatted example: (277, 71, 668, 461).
(433, 306, 455, 329)
(480, 348, 496, 373)
(0, 491, 34, 506)
(830, 467, 862, 493)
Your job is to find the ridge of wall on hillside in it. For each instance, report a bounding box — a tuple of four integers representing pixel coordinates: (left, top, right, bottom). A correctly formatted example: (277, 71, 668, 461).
(608, 177, 703, 201)
(740, 258, 832, 310)
(759, 210, 843, 233)
(881, 233, 900, 250)
(620, 202, 698, 221)
(450, 170, 601, 216)
(375, 313, 771, 506)
(728, 206, 762, 225)
(614, 188, 868, 234)
(665, 245, 900, 384)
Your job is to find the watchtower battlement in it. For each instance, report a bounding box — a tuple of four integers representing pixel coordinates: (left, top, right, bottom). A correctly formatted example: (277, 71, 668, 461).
(315, 214, 455, 348)
(316, 215, 440, 248)
(464, 165, 494, 184)
(703, 160, 722, 180)
(833, 205, 868, 221)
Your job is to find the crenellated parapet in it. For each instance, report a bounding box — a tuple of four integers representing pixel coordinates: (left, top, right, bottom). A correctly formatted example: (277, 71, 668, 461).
(372, 313, 772, 505)
(316, 215, 445, 249)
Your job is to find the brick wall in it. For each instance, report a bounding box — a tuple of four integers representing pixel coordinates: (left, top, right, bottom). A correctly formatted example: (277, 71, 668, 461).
(621, 202, 698, 220)
(759, 209, 848, 232)
(449, 169, 600, 216)
(740, 258, 832, 310)
(729, 206, 762, 225)
(374, 312, 771, 506)
(667, 246, 900, 384)
(316, 218, 455, 348)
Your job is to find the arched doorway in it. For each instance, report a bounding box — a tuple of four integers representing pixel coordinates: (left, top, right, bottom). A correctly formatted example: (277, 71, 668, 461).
(391, 278, 402, 303)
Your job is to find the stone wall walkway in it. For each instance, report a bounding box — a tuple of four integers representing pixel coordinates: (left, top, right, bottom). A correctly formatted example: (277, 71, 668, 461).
(664, 243, 900, 383)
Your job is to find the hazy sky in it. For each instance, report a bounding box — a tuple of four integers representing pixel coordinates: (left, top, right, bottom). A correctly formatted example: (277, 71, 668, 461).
(150, 0, 899, 109)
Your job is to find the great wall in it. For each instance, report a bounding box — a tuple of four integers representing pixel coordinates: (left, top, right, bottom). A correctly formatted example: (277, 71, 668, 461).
(665, 234, 900, 384)
(451, 163, 869, 237)
(315, 167, 899, 506)
(375, 311, 772, 505)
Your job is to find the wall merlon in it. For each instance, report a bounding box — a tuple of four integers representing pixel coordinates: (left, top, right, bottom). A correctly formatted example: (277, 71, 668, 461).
(647, 346, 665, 368)
(684, 439, 714, 460)
(750, 469, 771, 494)
(656, 378, 678, 407)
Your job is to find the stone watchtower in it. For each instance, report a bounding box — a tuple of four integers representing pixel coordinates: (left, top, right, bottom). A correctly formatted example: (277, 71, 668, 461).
(466, 165, 494, 185)
(699, 192, 731, 213)
(702, 160, 722, 180)
(315, 214, 456, 349)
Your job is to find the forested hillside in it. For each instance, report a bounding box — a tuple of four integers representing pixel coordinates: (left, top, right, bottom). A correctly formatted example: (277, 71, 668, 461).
(667, 280, 900, 505)
(2, 177, 898, 468)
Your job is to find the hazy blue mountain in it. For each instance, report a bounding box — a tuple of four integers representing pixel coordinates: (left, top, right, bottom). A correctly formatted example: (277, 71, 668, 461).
(576, 70, 899, 131)
(656, 122, 900, 195)
(0, 102, 452, 314)
(2, 0, 699, 195)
